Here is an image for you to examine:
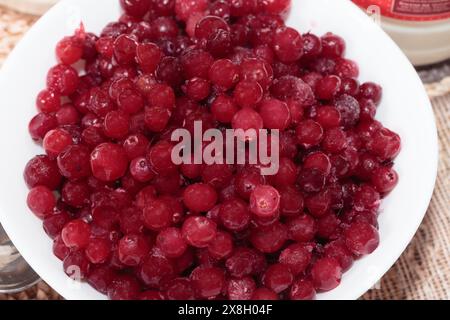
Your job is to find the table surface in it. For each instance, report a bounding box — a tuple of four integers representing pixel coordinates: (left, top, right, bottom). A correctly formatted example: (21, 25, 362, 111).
(0, 5, 449, 300)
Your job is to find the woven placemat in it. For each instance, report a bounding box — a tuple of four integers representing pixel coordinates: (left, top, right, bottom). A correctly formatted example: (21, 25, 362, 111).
(0, 5, 449, 300)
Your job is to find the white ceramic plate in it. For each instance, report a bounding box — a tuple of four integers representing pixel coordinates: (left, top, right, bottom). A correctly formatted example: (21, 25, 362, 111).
(0, 0, 438, 300)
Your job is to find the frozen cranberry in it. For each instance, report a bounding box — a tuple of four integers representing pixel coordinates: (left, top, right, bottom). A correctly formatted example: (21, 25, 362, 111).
(118, 234, 150, 266)
(144, 106, 171, 132)
(279, 243, 311, 275)
(147, 141, 178, 176)
(55, 104, 80, 126)
(211, 94, 239, 124)
(63, 250, 90, 280)
(233, 80, 263, 108)
(302, 33, 322, 58)
(333, 94, 360, 127)
(262, 0, 291, 15)
(303, 152, 331, 176)
(359, 82, 382, 105)
(271, 76, 314, 106)
(290, 279, 316, 300)
(184, 77, 211, 101)
(142, 199, 173, 231)
(344, 222, 379, 255)
(122, 133, 149, 159)
(249, 185, 280, 219)
(90, 143, 128, 182)
(371, 166, 399, 194)
(311, 257, 342, 291)
(36, 89, 61, 113)
(129, 157, 155, 182)
(190, 266, 224, 298)
(324, 239, 354, 272)
(52, 235, 69, 260)
(315, 106, 341, 129)
(209, 59, 239, 90)
(175, 0, 208, 21)
(335, 58, 359, 78)
(24, 155, 62, 190)
(164, 278, 196, 300)
(183, 183, 218, 213)
(251, 288, 278, 300)
(232, 107, 263, 133)
(120, 0, 151, 17)
(116, 89, 144, 115)
(272, 158, 297, 187)
(138, 251, 175, 288)
(359, 98, 377, 122)
(29, 112, 58, 141)
(258, 99, 290, 130)
(107, 274, 140, 300)
(229, 0, 257, 16)
(61, 219, 91, 249)
(181, 49, 214, 79)
(85, 238, 112, 264)
(87, 266, 116, 295)
(322, 128, 348, 154)
(263, 263, 293, 294)
(227, 277, 256, 300)
(182, 216, 217, 248)
(41, 129, 72, 158)
(151, 17, 179, 40)
(114, 34, 137, 65)
(278, 186, 303, 217)
(340, 77, 360, 96)
(250, 222, 287, 253)
(240, 58, 273, 90)
(156, 227, 187, 258)
(296, 120, 324, 148)
(316, 75, 342, 100)
(367, 128, 401, 161)
(287, 214, 317, 242)
(26, 186, 56, 219)
(47, 64, 79, 95)
(89, 87, 114, 117)
(207, 231, 234, 260)
(273, 27, 303, 63)
(61, 180, 90, 208)
(56, 35, 84, 65)
(321, 32, 346, 58)
(225, 247, 263, 277)
(219, 198, 251, 231)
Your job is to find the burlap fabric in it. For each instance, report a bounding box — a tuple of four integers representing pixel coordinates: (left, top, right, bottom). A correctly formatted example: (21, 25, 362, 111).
(0, 6, 449, 300)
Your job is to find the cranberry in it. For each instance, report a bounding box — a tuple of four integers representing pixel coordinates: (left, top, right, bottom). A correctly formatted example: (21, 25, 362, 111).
(287, 214, 317, 242)
(321, 32, 346, 58)
(344, 222, 379, 255)
(142, 199, 173, 231)
(296, 120, 324, 148)
(183, 183, 218, 213)
(56, 35, 84, 65)
(258, 98, 290, 130)
(340, 77, 360, 96)
(26, 186, 56, 219)
(273, 158, 297, 187)
(262, 0, 291, 15)
(250, 222, 287, 253)
(219, 198, 251, 231)
(47, 64, 79, 95)
(208, 231, 234, 260)
(147, 141, 178, 176)
(359, 82, 383, 105)
(333, 94, 360, 127)
(29, 112, 58, 141)
(263, 263, 294, 293)
(184, 77, 211, 101)
(249, 185, 280, 219)
(290, 279, 316, 300)
(311, 257, 342, 291)
(61, 219, 91, 249)
(240, 58, 273, 90)
(234, 168, 265, 199)
(63, 250, 90, 280)
(156, 227, 187, 258)
(303, 151, 331, 175)
(335, 58, 359, 79)
(359, 98, 377, 122)
(324, 239, 354, 272)
(90, 143, 128, 182)
(85, 238, 112, 264)
(315, 106, 341, 129)
(371, 166, 399, 194)
(175, 0, 208, 21)
(209, 59, 239, 90)
(273, 27, 303, 63)
(107, 274, 140, 300)
(279, 186, 304, 217)
(316, 75, 341, 100)
(225, 247, 264, 277)
(182, 216, 217, 248)
(233, 80, 263, 108)
(24, 155, 62, 189)
(118, 234, 151, 266)
(36, 89, 61, 113)
(251, 288, 278, 300)
(367, 128, 401, 161)
(232, 107, 263, 133)
(190, 266, 224, 298)
(56, 104, 80, 126)
(211, 94, 239, 124)
(181, 49, 214, 79)
(165, 278, 196, 300)
(138, 251, 175, 288)
(120, 0, 151, 17)
(61, 180, 90, 208)
(227, 277, 256, 300)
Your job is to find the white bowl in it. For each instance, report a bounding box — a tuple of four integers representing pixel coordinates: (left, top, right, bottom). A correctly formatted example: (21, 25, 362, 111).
(0, 0, 438, 300)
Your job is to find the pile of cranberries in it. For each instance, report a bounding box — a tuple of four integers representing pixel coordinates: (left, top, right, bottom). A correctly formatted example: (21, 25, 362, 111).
(24, 0, 401, 300)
